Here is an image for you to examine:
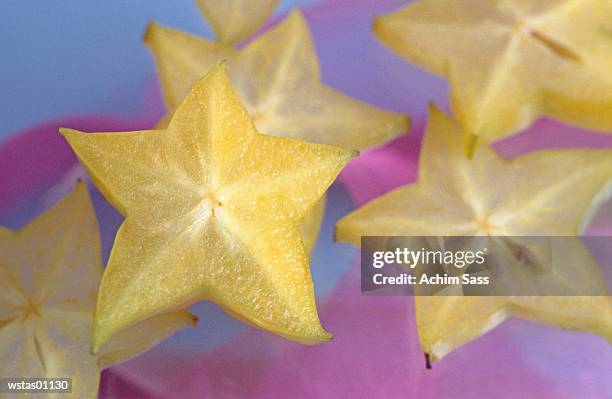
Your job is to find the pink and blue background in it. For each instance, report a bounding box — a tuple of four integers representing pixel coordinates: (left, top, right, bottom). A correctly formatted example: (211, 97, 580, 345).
(1, 1, 612, 397)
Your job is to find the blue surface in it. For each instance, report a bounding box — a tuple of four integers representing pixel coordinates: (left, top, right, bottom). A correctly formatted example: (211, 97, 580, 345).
(0, 0, 319, 140)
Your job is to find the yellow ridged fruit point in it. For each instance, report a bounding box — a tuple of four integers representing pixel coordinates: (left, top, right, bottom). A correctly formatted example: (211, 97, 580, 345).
(195, 0, 279, 46)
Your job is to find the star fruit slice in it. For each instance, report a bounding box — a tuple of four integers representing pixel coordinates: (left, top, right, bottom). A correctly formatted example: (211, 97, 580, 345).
(336, 105, 612, 362)
(0, 183, 196, 398)
(374, 0, 612, 156)
(61, 64, 356, 353)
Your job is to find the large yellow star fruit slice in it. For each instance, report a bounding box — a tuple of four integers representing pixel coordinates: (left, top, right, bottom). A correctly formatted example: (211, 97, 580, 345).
(195, 0, 279, 46)
(336, 104, 612, 363)
(374, 0, 612, 156)
(0, 183, 196, 398)
(61, 64, 356, 353)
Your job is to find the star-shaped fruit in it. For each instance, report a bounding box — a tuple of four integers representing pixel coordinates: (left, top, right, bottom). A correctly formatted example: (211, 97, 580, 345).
(0, 183, 196, 398)
(145, 9, 409, 150)
(61, 64, 355, 353)
(374, 0, 612, 155)
(195, 0, 279, 46)
(336, 105, 612, 362)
